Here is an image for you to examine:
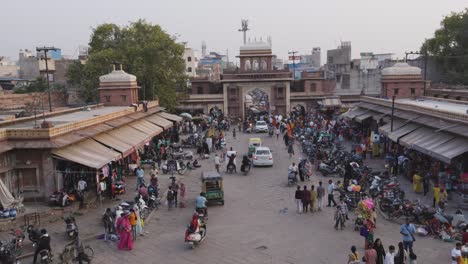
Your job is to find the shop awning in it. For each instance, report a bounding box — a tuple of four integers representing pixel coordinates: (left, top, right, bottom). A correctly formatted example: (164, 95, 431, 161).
(355, 112, 373, 123)
(388, 123, 420, 142)
(93, 133, 134, 157)
(342, 108, 367, 120)
(145, 114, 173, 130)
(128, 119, 163, 138)
(399, 127, 434, 148)
(105, 126, 150, 148)
(429, 138, 468, 164)
(52, 139, 121, 169)
(378, 119, 405, 136)
(412, 131, 454, 157)
(157, 112, 183, 122)
(322, 98, 342, 108)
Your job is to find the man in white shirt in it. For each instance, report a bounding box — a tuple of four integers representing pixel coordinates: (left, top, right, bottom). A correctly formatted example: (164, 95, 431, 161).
(78, 178, 87, 192)
(384, 245, 396, 264)
(214, 154, 221, 173)
(451, 243, 462, 264)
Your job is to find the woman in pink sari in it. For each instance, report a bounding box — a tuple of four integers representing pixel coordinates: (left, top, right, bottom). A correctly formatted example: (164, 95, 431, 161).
(116, 213, 133, 250)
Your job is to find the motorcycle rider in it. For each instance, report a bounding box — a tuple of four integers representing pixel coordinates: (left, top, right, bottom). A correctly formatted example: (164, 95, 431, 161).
(195, 192, 208, 216)
(226, 147, 237, 173)
(288, 162, 298, 177)
(33, 229, 51, 264)
(241, 155, 251, 172)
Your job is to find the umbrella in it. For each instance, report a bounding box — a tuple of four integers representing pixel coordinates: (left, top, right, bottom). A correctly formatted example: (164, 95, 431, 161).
(179, 113, 192, 120)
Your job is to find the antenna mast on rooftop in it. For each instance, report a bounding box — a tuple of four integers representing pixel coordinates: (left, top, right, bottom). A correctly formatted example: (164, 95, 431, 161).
(238, 19, 250, 44)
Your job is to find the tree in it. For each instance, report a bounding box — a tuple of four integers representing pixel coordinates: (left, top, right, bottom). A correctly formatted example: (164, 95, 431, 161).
(14, 77, 65, 94)
(421, 9, 468, 84)
(67, 20, 187, 108)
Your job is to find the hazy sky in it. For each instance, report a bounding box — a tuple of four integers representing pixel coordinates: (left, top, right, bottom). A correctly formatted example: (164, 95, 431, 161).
(2, 0, 466, 64)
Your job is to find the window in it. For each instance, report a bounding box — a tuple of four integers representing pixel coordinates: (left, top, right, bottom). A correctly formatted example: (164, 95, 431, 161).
(310, 83, 317, 92)
(342, 75, 350, 89)
(197, 87, 203, 94)
(104, 96, 111, 103)
(394, 88, 399, 95)
(188, 67, 192, 73)
(121, 95, 127, 102)
(336, 74, 342, 83)
(410, 88, 415, 95)
(277, 87, 284, 99)
(187, 56, 192, 62)
(456, 96, 461, 101)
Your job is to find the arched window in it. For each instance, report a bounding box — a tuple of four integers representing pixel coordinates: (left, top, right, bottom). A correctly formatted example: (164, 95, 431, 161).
(252, 60, 259, 71)
(188, 67, 192, 72)
(187, 56, 192, 62)
(244, 59, 251, 71)
(261, 60, 267, 70)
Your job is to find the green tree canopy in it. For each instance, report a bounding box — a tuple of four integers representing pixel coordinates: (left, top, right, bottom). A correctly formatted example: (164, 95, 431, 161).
(67, 20, 187, 108)
(421, 8, 468, 84)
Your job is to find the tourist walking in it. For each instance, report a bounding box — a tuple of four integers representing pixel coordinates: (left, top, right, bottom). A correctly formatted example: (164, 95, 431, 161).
(373, 238, 386, 264)
(348, 245, 360, 264)
(301, 185, 311, 213)
(400, 218, 416, 251)
(394, 242, 407, 264)
(327, 180, 337, 207)
(363, 244, 377, 264)
(310, 185, 317, 212)
(317, 181, 325, 211)
(135, 166, 145, 191)
(116, 212, 133, 250)
(384, 245, 396, 264)
(294, 186, 303, 213)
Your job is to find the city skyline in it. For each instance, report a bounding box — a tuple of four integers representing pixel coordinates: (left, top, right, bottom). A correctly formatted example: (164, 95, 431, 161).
(1, 0, 466, 64)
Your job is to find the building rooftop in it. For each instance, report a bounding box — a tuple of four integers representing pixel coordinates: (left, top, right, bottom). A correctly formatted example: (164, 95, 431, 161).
(397, 98, 468, 115)
(99, 70, 136, 83)
(381, 62, 421, 76)
(1, 106, 129, 129)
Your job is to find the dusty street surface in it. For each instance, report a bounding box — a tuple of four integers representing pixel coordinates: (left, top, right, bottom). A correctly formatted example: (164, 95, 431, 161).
(20, 132, 453, 264)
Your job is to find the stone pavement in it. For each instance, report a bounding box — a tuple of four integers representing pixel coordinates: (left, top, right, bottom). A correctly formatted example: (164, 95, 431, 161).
(11, 132, 457, 264)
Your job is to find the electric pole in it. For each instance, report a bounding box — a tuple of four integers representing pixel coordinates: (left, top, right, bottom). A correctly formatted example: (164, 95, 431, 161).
(288, 51, 299, 89)
(36, 46, 57, 112)
(238, 19, 250, 44)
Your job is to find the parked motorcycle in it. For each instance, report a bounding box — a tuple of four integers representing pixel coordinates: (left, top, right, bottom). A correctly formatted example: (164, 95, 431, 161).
(0, 241, 18, 264)
(63, 215, 78, 239)
(8, 229, 24, 256)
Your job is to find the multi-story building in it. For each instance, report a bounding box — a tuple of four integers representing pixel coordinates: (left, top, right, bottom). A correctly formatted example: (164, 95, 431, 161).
(301, 47, 321, 68)
(183, 46, 198, 78)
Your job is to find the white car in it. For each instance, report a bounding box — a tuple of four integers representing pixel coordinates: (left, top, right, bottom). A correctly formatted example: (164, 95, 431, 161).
(252, 147, 274, 167)
(254, 121, 268, 133)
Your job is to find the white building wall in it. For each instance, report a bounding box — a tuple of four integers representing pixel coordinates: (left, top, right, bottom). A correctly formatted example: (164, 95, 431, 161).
(183, 48, 198, 77)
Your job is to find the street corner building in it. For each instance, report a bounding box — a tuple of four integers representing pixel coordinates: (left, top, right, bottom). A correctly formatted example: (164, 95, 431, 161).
(0, 67, 182, 206)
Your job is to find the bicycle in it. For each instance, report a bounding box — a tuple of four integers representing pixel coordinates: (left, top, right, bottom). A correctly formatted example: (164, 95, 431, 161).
(59, 238, 94, 264)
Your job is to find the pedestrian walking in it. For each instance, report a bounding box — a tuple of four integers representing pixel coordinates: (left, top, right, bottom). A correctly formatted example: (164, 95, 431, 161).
(451, 242, 462, 264)
(232, 128, 236, 139)
(116, 212, 133, 250)
(408, 249, 417, 264)
(288, 142, 295, 158)
(276, 126, 280, 141)
(327, 180, 337, 207)
(179, 181, 186, 208)
(384, 245, 396, 264)
(214, 154, 221, 173)
(294, 186, 303, 213)
(363, 244, 377, 264)
(394, 242, 407, 264)
(373, 238, 386, 264)
(298, 160, 304, 182)
(134, 205, 144, 237)
(422, 173, 430, 196)
(129, 209, 137, 241)
(135, 166, 145, 191)
(301, 185, 311, 213)
(433, 183, 440, 207)
(170, 178, 180, 208)
(348, 245, 360, 264)
(400, 218, 416, 252)
(310, 185, 317, 212)
(317, 181, 325, 211)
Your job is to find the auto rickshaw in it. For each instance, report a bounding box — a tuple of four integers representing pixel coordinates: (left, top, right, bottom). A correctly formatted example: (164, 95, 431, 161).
(201, 171, 224, 205)
(248, 137, 262, 157)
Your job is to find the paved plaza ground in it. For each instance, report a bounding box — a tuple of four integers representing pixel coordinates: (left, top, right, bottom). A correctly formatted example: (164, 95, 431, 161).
(14, 131, 456, 264)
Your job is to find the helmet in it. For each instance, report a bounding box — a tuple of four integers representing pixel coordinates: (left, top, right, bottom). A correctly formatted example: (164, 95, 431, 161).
(40, 229, 47, 234)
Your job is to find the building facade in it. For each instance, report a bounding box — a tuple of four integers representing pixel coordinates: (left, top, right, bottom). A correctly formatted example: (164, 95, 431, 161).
(381, 62, 424, 99)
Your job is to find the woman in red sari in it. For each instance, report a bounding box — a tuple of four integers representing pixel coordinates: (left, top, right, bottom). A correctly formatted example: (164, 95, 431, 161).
(116, 213, 134, 250)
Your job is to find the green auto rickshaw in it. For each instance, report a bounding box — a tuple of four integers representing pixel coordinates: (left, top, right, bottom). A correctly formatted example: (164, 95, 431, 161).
(201, 171, 224, 205)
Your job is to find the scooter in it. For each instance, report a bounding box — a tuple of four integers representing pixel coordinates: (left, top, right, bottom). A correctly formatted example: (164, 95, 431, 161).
(241, 163, 251, 176)
(184, 218, 207, 249)
(287, 171, 297, 186)
(226, 163, 236, 174)
(63, 216, 78, 240)
(9, 229, 24, 257)
(39, 249, 53, 264)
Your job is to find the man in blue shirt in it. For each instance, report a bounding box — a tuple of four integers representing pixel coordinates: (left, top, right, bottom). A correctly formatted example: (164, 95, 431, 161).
(135, 167, 145, 191)
(400, 218, 416, 251)
(327, 180, 337, 207)
(196, 192, 208, 216)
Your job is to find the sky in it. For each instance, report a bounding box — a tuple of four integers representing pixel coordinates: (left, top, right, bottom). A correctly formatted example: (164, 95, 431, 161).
(2, 0, 466, 64)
